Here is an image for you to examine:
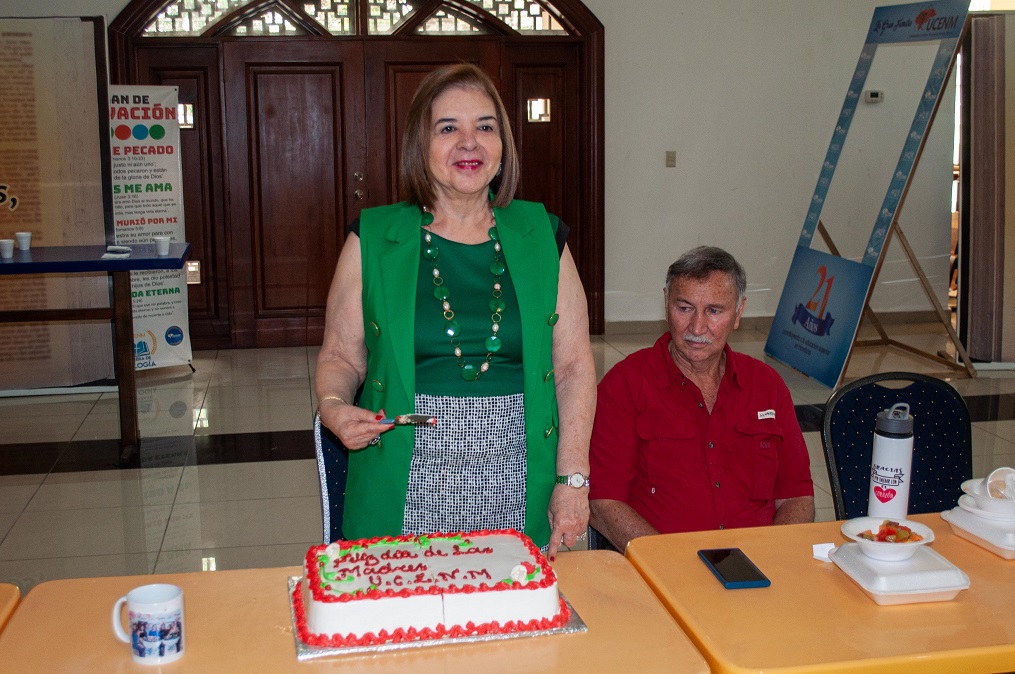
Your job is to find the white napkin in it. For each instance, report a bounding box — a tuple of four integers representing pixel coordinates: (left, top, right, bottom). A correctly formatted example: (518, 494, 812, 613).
(101, 245, 131, 259)
(812, 542, 836, 562)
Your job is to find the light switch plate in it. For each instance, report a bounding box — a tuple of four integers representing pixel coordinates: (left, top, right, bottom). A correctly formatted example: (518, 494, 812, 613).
(185, 260, 201, 284)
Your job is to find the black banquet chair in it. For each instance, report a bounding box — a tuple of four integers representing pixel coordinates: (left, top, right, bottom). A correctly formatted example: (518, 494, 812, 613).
(587, 526, 618, 552)
(821, 371, 972, 520)
(313, 412, 348, 543)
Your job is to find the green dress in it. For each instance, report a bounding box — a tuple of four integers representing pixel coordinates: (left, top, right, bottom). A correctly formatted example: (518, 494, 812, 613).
(403, 228, 528, 534)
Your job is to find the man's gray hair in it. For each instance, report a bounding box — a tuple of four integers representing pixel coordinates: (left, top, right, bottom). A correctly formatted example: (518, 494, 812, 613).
(665, 246, 747, 303)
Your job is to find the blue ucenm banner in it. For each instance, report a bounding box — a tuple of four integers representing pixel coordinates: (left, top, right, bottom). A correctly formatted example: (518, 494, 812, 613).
(768, 247, 873, 388)
(764, 0, 967, 388)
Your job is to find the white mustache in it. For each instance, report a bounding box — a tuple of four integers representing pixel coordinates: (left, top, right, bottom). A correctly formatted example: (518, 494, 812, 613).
(683, 333, 713, 345)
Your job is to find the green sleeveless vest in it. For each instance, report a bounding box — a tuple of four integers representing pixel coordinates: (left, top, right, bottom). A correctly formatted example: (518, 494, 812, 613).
(347, 200, 560, 547)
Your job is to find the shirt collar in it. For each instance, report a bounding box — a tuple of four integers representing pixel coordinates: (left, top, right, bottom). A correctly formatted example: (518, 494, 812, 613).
(655, 332, 742, 391)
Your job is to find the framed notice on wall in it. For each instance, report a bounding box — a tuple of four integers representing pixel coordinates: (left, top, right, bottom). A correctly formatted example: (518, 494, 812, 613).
(0, 16, 116, 392)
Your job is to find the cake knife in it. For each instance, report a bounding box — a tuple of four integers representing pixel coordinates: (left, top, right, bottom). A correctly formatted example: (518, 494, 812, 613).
(379, 414, 437, 427)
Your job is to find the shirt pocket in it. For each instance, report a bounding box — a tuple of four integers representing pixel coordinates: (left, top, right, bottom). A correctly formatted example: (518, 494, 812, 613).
(730, 417, 785, 500)
(635, 415, 699, 486)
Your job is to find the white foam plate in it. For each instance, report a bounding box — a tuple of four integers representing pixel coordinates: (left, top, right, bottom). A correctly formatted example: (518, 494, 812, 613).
(958, 495, 1015, 522)
(941, 508, 1015, 559)
(960, 478, 1015, 514)
(829, 542, 969, 605)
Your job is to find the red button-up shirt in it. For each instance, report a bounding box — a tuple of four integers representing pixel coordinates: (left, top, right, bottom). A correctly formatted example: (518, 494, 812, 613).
(590, 333, 813, 533)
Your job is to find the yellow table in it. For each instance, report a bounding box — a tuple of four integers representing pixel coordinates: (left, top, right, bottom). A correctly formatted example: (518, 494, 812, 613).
(0, 584, 19, 634)
(626, 513, 1015, 674)
(0, 550, 708, 672)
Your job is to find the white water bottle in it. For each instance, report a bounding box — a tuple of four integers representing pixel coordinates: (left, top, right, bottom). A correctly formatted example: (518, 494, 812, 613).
(867, 402, 914, 519)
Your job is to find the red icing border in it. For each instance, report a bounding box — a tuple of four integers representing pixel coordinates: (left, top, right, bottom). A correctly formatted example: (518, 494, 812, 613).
(295, 528, 570, 648)
(294, 584, 571, 648)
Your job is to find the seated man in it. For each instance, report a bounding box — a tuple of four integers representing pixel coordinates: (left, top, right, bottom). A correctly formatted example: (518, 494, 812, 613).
(590, 246, 814, 551)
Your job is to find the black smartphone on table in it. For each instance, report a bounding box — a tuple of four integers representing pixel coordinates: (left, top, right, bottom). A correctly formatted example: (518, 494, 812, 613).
(697, 548, 771, 589)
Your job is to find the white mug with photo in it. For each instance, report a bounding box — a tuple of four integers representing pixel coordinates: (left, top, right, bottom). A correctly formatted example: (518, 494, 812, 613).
(112, 583, 185, 665)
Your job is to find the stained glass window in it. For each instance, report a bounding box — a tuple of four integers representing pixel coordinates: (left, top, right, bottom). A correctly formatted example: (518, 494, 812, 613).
(365, 0, 418, 35)
(141, 0, 566, 37)
(229, 9, 307, 35)
(462, 0, 567, 34)
(144, 0, 251, 35)
(416, 8, 491, 35)
(303, 1, 354, 34)
(143, 0, 354, 36)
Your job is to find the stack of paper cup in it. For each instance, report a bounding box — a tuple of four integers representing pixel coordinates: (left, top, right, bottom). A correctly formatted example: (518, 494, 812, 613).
(0, 239, 13, 259)
(15, 231, 30, 250)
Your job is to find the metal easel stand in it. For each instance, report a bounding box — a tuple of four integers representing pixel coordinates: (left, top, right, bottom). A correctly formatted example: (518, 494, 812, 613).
(817, 220, 976, 379)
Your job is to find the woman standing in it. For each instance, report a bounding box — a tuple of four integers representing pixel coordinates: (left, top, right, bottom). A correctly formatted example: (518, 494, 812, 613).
(316, 64, 595, 558)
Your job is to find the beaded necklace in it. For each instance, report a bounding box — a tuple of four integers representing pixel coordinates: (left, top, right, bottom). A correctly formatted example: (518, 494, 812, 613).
(421, 206, 505, 381)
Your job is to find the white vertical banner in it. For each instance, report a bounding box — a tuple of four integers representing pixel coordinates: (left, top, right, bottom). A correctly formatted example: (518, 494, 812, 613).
(108, 85, 192, 371)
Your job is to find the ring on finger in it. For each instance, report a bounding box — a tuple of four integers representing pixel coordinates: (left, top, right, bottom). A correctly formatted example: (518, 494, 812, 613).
(368, 436, 380, 446)
(576, 531, 588, 542)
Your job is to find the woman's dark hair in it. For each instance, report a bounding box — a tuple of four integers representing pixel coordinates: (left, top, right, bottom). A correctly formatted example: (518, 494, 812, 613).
(665, 246, 747, 304)
(400, 63, 519, 209)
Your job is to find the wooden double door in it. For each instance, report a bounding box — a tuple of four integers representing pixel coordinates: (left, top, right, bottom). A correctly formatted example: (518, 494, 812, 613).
(137, 39, 582, 348)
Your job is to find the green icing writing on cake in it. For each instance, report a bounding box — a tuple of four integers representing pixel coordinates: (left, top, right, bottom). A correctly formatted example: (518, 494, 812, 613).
(319, 569, 356, 584)
(416, 533, 472, 549)
(336, 537, 402, 558)
(318, 573, 360, 593)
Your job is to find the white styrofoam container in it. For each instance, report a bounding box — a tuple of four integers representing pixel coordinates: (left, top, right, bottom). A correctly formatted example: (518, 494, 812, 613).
(941, 507, 1015, 560)
(829, 542, 970, 605)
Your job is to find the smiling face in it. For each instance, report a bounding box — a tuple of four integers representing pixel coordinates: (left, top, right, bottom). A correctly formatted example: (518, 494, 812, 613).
(427, 86, 503, 205)
(665, 271, 745, 371)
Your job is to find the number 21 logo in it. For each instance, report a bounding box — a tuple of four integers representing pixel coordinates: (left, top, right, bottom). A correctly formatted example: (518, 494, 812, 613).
(805, 265, 834, 319)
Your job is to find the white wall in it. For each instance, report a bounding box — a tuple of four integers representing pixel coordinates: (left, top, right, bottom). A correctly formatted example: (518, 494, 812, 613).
(583, 0, 956, 321)
(0, 0, 124, 23)
(3, 0, 958, 322)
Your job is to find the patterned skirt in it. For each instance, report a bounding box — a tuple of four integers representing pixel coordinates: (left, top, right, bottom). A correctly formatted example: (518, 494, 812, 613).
(402, 392, 527, 535)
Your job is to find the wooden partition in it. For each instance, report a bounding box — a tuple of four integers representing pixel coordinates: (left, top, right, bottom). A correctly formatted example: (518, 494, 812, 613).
(961, 13, 1015, 364)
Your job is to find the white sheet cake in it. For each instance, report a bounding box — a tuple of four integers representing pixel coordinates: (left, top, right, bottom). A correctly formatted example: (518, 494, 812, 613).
(293, 529, 569, 647)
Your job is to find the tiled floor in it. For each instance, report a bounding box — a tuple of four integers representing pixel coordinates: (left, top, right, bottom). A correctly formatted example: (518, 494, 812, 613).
(0, 320, 1013, 593)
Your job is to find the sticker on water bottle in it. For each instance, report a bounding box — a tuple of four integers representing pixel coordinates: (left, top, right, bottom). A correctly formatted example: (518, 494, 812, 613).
(871, 464, 905, 503)
(868, 402, 914, 518)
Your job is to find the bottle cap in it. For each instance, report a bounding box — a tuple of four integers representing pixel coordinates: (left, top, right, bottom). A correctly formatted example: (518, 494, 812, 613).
(876, 402, 913, 434)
